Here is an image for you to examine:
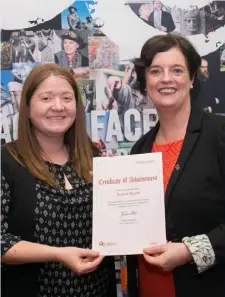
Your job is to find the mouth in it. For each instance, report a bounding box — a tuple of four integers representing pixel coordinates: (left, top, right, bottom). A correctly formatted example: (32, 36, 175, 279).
(47, 116, 65, 120)
(158, 88, 177, 95)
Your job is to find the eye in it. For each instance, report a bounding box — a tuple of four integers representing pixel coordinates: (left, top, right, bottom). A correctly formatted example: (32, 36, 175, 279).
(149, 69, 161, 76)
(41, 96, 51, 101)
(173, 68, 183, 75)
(63, 96, 73, 101)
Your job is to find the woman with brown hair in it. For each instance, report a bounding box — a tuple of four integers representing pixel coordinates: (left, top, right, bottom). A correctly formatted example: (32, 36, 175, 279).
(1, 63, 117, 297)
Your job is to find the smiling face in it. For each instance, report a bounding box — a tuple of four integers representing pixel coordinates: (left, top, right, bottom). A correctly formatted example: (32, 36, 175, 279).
(145, 47, 193, 110)
(63, 39, 79, 55)
(139, 4, 151, 18)
(29, 75, 76, 137)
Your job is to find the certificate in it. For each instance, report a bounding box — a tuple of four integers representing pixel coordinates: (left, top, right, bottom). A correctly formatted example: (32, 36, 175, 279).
(92, 153, 166, 256)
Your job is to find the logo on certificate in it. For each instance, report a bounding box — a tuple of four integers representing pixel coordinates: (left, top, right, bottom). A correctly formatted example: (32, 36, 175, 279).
(99, 241, 116, 247)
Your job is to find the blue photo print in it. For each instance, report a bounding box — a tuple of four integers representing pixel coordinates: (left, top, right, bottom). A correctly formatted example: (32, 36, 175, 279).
(61, 0, 98, 30)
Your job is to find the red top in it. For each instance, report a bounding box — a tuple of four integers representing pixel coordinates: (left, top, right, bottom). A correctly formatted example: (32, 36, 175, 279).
(138, 140, 183, 297)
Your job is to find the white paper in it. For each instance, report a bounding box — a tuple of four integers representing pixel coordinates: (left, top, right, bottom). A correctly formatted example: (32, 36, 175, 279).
(92, 153, 166, 256)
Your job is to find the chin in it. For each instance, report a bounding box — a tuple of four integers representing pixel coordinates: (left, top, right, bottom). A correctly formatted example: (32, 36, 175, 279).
(155, 100, 178, 109)
(45, 129, 68, 136)
(159, 104, 178, 109)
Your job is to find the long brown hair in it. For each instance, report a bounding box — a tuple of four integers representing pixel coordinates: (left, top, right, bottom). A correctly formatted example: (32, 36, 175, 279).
(6, 63, 97, 186)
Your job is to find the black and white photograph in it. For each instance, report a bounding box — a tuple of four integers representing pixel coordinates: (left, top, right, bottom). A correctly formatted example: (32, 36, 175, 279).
(54, 30, 89, 78)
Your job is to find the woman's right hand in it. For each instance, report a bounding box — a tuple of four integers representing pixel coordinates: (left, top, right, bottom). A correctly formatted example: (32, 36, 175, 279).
(55, 247, 104, 275)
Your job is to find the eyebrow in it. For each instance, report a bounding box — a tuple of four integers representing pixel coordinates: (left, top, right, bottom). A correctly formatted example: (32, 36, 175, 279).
(38, 91, 74, 95)
(61, 91, 74, 95)
(149, 64, 185, 68)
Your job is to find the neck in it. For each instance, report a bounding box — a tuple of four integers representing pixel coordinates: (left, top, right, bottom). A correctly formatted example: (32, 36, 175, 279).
(66, 52, 76, 61)
(156, 101, 191, 144)
(141, 15, 148, 21)
(35, 131, 68, 164)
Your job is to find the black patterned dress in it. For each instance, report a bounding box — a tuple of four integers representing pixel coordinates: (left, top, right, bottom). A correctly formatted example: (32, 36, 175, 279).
(1, 161, 111, 297)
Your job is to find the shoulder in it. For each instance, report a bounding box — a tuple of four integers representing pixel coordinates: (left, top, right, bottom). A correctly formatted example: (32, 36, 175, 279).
(208, 114, 225, 175)
(163, 11, 173, 19)
(55, 51, 64, 59)
(1, 143, 36, 189)
(130, 127, 156, 155)
(210, 114, 225, 145)
(201, 113, 225, 160)
(210, 113, 225, 125)
(203, 113, 225, 136)
(81, 54, 89, 65)
(1, 143, 17, 165)
(1, 143, 22, 179)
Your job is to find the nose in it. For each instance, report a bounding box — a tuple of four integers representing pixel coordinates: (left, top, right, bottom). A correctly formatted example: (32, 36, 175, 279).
(51, 98, 64, 111)
(161, 70, 173, 83)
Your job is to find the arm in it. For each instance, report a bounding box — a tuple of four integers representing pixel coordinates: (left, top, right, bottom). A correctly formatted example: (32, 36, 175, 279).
(2, 241, 58, 265)
(144, 118, 225, 273)
(1, 174, 60, 265)
(1, 174, 103, 273)
(38, 37, 47, 52)
(112, 82, 127, 104)
(1, 174, 22, 263)
(166, 12, 175, 32)
(104, 86, 115, 110)
(67, 15, 73, 30)
(24, 38, 35, 52)
(184, 118, 225, 272)
(54, 53, 60, 65)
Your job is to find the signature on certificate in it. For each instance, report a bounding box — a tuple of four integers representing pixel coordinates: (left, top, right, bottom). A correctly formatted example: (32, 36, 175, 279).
(120, 210, 138, 223)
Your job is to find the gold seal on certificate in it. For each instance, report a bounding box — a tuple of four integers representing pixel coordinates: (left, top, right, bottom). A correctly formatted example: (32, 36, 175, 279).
(92, 153, 166, 256)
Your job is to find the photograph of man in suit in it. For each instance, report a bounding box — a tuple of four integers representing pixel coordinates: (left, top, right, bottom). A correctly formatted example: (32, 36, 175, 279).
(148, 0, 175, 32)
(196, 58, 220, 113)
(55, 31, 89, 77)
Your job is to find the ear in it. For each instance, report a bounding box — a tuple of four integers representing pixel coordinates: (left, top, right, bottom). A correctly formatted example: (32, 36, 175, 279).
(190, 75, 195, 89)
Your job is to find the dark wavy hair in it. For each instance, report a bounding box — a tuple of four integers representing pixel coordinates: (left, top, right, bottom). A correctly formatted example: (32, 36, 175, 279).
(68, 6, 77, 13)
(134, 34, 202, 99)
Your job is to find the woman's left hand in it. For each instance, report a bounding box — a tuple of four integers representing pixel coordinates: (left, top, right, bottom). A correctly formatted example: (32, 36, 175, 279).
(143, 242, 193, 271)
(101, 151, 117, 157)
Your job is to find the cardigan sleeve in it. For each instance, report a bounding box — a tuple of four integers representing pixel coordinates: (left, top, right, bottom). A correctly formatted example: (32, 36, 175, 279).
(182, 235, 215, 273)
(1, 174, 22, 256)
